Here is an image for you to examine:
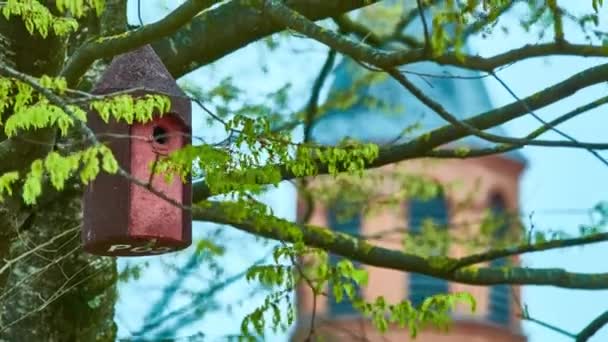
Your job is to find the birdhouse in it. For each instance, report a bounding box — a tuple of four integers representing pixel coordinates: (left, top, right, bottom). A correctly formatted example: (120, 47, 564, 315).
(82, 45, 192, 256)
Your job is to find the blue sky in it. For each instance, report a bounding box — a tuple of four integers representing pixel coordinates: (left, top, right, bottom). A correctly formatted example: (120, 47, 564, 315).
(472, 3, 608, 341)
(115, 1, 608, 341)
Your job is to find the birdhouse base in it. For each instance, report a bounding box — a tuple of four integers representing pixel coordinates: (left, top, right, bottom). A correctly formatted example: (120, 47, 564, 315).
(83, 235, 189, 256)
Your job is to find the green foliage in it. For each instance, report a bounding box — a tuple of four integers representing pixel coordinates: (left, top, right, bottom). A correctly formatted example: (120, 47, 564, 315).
(55, 0, 106, 17)
(0, 74, 175, 205)
(194, 238, 225, 256)
(117, 262, 149, 283)
(6, 1, 607, 339)
(246, 265, 294, 289)
(1, 73, 170, 138)
(403, 218, 451, 256)
(1, 76, 85, 136)
(244, 241, 476, 338)
(5, 101, 85, 137)
(0, 78, 13, 120)
(90, 94, 171, 125)
(38, 75, 68, 94)
(182, 77, 292, 125)
(242, 261, 296, 339)
(240, 289, 294, 340)
(154, 108, 379, 198)
(330, 259, 368, 303)
(285, 141, 379, 179)
(592, 0, 604, 12)
(0, 171, 19, 201)
(355, 292, 476, 337)
(21, 159, 43, 203)
(315, 141, 379, 176)
(0, 0, 105, 37)
(0, 144, 118, 205)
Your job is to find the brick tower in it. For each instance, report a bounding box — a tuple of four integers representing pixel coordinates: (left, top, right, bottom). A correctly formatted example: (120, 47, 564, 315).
(292, 3, 528, 341)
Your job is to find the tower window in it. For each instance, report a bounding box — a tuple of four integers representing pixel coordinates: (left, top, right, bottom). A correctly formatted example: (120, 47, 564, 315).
(407, 193, 449, 307)
(327, 201, 362, 317)
(488, 193, 512, 326)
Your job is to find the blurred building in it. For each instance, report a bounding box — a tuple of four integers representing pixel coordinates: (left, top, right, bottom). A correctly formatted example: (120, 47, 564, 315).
(293, 3, 527, 341)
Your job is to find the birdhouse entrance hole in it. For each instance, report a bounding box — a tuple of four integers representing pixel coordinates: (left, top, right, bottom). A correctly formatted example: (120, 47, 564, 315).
(152, 125, 168, 145)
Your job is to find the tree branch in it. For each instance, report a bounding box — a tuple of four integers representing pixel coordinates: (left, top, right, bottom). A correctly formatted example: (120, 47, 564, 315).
(61, 0, 220, 85)
(192, 201, 608, 289)
(522, 313, 576, 339)
(264, 0, 608, 72)
(0, 62, 59, 173)
(386, 67, 608, 151)
(449, 231, 608, 271)
(304, 49, 337, 142)
(415, 0, 430, 51)
(577, 310, 608, 342)
(191, 62, 608, 202)
(332, 15, 422, 49)
(425, 94, 608, 159)
(153, 0, 383, 78)
(490, 71, 608, 167)
(276, 61, 608, 180)
(332, 15, 386, 48)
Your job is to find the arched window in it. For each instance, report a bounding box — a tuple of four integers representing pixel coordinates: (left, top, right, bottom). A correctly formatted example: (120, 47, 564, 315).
(327, 202, 362, 316)
(488, 193, 511, 326)
(407, 193, 449, 307)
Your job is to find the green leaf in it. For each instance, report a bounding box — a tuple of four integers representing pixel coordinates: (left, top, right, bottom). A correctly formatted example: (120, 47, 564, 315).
(80, 146, 101, 184)
(2, 0, 80, 37)
(44, 151, 79, 190)
(351, 268, 369, 286)
(87, 295, 102, 309)
(5, 100, 74, 137)
(90, 94, 171, 125)
(23, 159, 43, 205)
(0, 171, 19, 202)
(98, 145, 118, 174)
(194, 239, 225, 256)
(332, 282, 344, 303)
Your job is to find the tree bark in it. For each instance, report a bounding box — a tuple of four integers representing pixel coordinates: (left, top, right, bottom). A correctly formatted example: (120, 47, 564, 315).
(153, 0, 380, 78)
(0, 196, 117, 341)
(0, 1, 128, 340)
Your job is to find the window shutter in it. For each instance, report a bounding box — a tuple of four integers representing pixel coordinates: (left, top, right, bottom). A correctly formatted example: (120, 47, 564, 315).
(488, 194, 512, 326)
(327, 203, 362, 316)
(408, 195, 449, 307)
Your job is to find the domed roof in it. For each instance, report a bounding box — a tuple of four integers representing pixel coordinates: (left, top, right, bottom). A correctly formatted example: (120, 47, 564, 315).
(310, 4, 527, 165)
(95, 45, 186, 98)
(94, 45, 191, 127)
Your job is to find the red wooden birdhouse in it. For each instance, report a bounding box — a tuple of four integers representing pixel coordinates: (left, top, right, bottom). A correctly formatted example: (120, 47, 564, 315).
(83, 45, 192, 256)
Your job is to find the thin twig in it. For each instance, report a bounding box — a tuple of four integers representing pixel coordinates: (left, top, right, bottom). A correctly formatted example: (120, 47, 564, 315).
(146, 154, 160, 188)
(416, 0, 431, 51)
(511, 291, 577, 339)
(576, 310, 608, 342)
(426, 94, 608, 158)
(304, 49, 337, 142)
(386, 67, 608, 151)
(0, 226, 79, 276)
(137, 0, 144, 27)
(448, 230, 608, 271)
(491, 71, 608, 168)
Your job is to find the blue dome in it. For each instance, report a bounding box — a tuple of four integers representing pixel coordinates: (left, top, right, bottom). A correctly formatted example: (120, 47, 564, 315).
(310, 6, 526, 165)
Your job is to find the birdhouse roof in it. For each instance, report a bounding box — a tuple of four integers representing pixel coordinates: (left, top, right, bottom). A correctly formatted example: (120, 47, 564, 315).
(94, 44, 191, 128)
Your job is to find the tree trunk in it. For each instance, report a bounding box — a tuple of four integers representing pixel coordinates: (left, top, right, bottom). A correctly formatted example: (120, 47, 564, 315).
(0, 196, 117, 341)
(0, 1, 128, 340)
